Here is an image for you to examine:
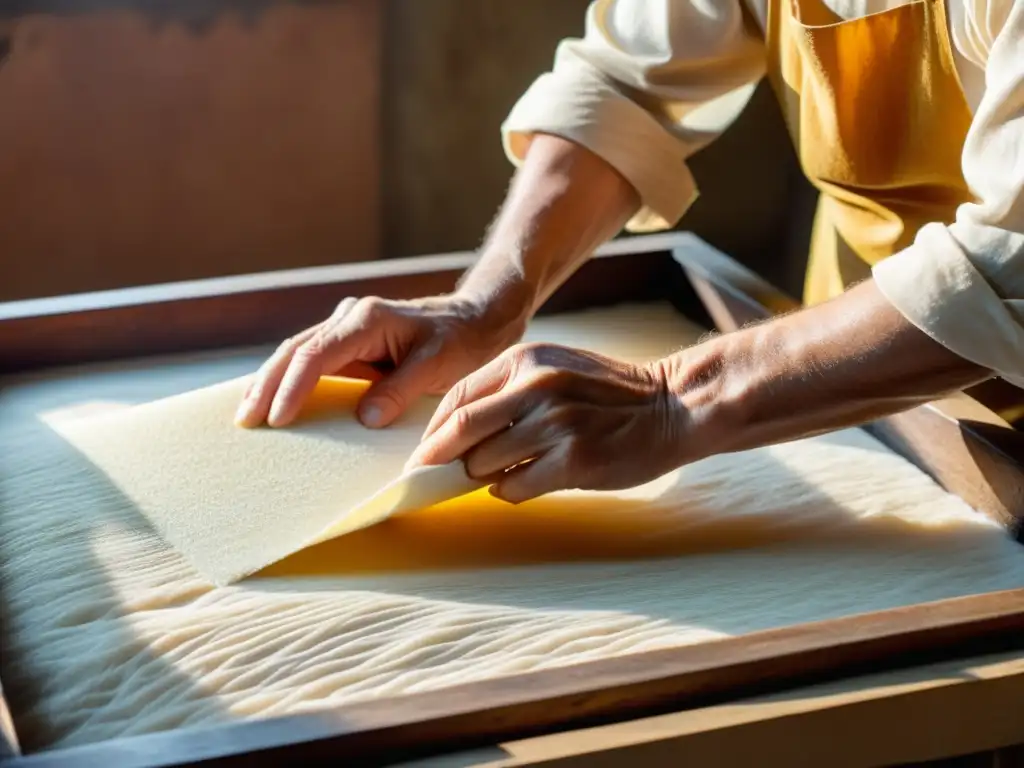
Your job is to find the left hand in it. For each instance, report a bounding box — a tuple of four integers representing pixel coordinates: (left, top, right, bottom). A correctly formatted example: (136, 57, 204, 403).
(405, 342, 691, 503)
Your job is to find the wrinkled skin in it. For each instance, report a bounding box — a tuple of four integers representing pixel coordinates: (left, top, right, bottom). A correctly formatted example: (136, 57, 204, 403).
(234, 136, 989, 506)
(406, 343, 688, 503)
(234, 295, 525, 430)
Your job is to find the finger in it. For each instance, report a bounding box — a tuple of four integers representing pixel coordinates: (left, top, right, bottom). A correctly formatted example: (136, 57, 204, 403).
(420, 355, 512, 441)
(267, 304, 375, 428)
(405, 389, 522, 469)
(357, 341, 443, 428)
(235, 325, 320, 427)
(236, 297, 359, 427)
(462, 410, 554, 479)
(328, 296, 359, 321)
(490, 448, 569, 504)
(336, 360, 388, 383)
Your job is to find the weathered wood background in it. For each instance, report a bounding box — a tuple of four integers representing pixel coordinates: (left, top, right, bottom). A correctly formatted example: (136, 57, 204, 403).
(0, 0, 811, 301)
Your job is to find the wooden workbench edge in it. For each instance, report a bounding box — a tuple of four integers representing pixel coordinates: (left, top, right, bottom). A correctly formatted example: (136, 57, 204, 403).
(0, 233, 690, 374)
(7, 588, 1023, 767)
(470, 649, 1024, 767)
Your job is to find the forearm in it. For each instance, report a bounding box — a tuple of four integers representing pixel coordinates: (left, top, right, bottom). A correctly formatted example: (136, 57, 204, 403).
(455, 133, 639, 329)
(666, 279, 992, 458)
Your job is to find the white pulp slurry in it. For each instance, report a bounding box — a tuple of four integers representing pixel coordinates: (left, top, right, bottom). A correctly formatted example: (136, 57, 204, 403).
(0, 303, 1020, 752)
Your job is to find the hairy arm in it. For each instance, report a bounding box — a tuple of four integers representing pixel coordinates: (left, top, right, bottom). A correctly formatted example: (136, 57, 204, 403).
(407, 276, 992, 502)
(454, 134, 640, 330)
(666, 279, 993, 460)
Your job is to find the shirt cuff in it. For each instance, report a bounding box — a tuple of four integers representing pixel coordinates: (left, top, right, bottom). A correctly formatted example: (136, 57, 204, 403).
(872, 222, 1024, 389)
(501, 66, 697, 233)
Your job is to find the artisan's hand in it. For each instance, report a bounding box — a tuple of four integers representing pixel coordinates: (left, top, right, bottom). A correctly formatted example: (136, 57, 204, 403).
(236, 134, 641, 431)
(406, 280, 992, 504)
(235, 295, 527, 429)
(405, 343, 694, 503)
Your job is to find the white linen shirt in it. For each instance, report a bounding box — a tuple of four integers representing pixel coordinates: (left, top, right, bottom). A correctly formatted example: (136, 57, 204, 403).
(502, 0, 1024, 387)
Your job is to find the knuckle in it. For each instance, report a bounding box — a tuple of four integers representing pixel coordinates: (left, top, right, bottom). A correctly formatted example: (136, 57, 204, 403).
(412, 333, 446, 362)
(331, 296, 357, 319)
(431, 401, 459, 434)
(293, 336, 324, 363)
(511, 341, 543, 363)
(451, 405, 476, 435)
(275, 335, 300, 356)
(504, 341, 540, 365)
(563, 435, 592, 468)
(355, 296, 386, 320)
(524, 366, 569, 393)
(544, 403, 579, 430)
(499, 344, 525, 368)
(442, 379, 467, 409)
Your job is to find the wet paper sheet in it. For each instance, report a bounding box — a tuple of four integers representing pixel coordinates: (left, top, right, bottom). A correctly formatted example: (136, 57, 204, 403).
(48, 304, 709, 585)
(53, 376, 482, 585)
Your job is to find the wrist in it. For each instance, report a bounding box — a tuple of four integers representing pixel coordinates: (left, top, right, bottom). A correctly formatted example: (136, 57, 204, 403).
(654, 279, 992, 465)
(452, 256, 539, 337)
(651, 331, 757, 463)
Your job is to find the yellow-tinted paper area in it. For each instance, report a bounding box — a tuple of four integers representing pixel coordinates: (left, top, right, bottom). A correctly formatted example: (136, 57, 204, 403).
(46, 304, 708, 585)
(52, 376, 482, 585)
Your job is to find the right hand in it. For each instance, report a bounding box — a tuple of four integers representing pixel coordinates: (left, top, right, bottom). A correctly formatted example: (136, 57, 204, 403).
(234, 294, 526, 430)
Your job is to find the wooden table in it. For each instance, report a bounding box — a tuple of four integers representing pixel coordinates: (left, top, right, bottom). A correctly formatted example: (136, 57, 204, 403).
(1, 232, 1021, 767)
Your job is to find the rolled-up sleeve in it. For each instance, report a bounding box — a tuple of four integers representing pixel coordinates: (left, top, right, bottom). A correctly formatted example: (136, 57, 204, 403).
(873, 0, 1024, 388)
(501, 0, 765, 232)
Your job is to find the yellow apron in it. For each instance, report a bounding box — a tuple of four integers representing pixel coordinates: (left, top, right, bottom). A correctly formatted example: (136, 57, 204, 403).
(765, 0, 973, 303)
(764, 0, 1024, 422)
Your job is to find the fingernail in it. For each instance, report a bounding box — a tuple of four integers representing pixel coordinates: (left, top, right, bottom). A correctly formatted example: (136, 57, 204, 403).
(267, 401, 285, 428)
(360, 403, 384, 428)
(234, 401, 253, 427)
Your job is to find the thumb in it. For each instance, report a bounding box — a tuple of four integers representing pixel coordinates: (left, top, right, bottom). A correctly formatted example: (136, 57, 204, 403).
(357, 346, 442, 428)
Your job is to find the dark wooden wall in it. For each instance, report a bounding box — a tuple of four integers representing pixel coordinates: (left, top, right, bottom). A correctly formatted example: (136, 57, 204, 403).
(381, 0, 594, 260)
(381, 0, 812, 297)
(0, 0, 381, 300)
(0, 0, 812, 302)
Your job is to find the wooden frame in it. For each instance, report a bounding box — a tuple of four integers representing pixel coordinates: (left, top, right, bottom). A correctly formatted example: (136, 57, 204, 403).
(1, 232, 1022, 767)
(429, 651, 1024, 767)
